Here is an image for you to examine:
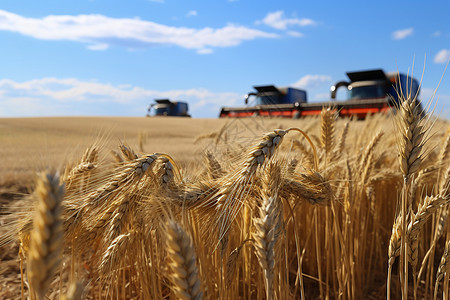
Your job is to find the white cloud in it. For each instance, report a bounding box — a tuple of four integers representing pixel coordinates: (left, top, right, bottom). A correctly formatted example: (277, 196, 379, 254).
(392, 27, 414, 40)
(434, 49, 450, 64)
(420, 87, 449, 101)
(0, 9, 278, 53)
(87, 43, 109, 51)
(420, 87, 450, 119)
(259, 11, 316, 30)
(290, 74, 332, 90)
(313, 93, 331, 101)
(186, 10, 197, 18)
(287, 31, 304, 38)
(0, 77, 241, 118)
(197, 48, 213, 54)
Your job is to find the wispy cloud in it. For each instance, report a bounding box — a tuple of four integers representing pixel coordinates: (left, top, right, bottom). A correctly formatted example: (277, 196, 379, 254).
(0, 77, 241, 117)
(434, 49, 450, 64)
(432, 31, 441, 37)
(0, 9, 278, 54)
(186, 10, 197, 18)
(258, 11, 316, 30)
(392, 27, 414, 40)
(290, 74, 332, 90)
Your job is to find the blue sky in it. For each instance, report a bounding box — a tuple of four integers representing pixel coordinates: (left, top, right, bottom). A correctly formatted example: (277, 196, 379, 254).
(0, 0, 449, 118)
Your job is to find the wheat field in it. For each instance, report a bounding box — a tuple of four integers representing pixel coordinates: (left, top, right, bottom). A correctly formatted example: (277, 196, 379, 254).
(0, 102, 450, 299)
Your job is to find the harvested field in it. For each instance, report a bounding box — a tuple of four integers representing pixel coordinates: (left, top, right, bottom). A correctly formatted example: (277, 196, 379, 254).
(0, 110, 449, 299)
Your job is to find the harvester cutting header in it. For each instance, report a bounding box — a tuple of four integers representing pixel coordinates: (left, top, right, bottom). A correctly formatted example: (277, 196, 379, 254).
(219, 69, 420, 119)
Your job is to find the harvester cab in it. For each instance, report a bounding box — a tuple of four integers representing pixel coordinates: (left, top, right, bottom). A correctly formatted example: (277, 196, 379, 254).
(147, 99, 190, 117)
(330, 69, 420, 106)
(244, 85, 307, 106)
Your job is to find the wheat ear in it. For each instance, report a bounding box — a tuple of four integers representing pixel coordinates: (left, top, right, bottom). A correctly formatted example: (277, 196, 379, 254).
(27, 172, 65, 300)
(166, 220, 203, 300)
(438, 133, 450, 179)
(119, 143, 138, 161)
(86, 154, 157, 207)
(320, 107, 336, 164)
(99, 232, 134, 276)
(358, 132, 384, 176)
(61, 281, 83, 300)
(397, 94, 427, 180)
(408, 195, 450, 270)
(213, 129, 287, 242)
(253, 163, 283, 300)
(336, 122, 349, 155)
(281, 170, 333, 206)
(407, 194, 449, 298)
(110, 150, 123, 163)
(396, 84, 429, 299)
(155, 156, 175, 186)
(205, 151, 223, 179)
(434, 240, 450, 300)
(417, 205, 449, 283)
(387, 213, 402, 300)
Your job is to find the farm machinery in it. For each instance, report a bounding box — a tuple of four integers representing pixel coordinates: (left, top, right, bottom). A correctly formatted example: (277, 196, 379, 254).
(147, 99, 190, 117)
(219, 69, 420, 119)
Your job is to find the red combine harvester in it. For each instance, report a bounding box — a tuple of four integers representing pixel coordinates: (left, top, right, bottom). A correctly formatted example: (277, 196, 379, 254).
(219, 69, 420, 119)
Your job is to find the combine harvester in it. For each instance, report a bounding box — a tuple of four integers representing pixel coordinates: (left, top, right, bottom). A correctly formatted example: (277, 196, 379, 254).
(219, 69, 420, 119)
(147, 99, 190, 117)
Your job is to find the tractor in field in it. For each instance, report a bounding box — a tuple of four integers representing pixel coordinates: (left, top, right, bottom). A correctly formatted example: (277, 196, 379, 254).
(147, 99, 190, 117)
(219, 69, 420, 119)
